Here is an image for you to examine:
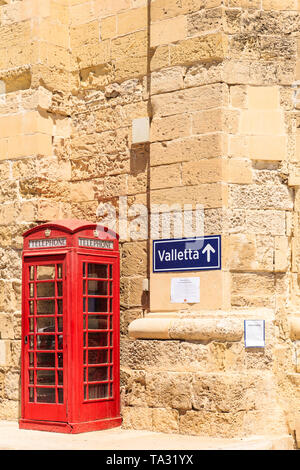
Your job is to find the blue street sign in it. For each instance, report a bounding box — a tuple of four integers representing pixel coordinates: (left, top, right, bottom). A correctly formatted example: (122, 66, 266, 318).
(153, 235, 221, 273)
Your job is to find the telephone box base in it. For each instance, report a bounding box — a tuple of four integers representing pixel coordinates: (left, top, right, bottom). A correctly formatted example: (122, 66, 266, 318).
(19, 417, 122, 434)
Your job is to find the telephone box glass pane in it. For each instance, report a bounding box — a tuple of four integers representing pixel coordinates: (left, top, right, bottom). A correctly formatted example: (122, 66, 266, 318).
(37, 300, 55, 315)
(57, 300, 63, 315)
(29, 353, 34, 366)
(57, 264, 62, 279)
(57, 317, 63, 332)
(58, 334, 63, 350)
(36, 282, 55, 298)
(89, 384, 109, 400)
(88, 297, 108, 312)
(58, 353, 63, 368)
(37, 353, 55, 367)
(37, 335, 55, 350)
(87, 315, 108, 330)
(58, 389, 63, 404)
(29, 266, 35, 281)
(37, 265, 55, 280)
(88, 349, 108, 364)
(88, 332, 108, 347)
(57, 282, 63, 297)
(58, 370, 63, 385)
(37, 317, 55, 331)
(37, 370, 56, 385)
(88, 367, 108, 382)
(29, 284, 34, 298)
(36, 388, 56, 403)
(29, 388, 34, 402)
(88, 264, 107, 279)
(88, 280, 107, 295)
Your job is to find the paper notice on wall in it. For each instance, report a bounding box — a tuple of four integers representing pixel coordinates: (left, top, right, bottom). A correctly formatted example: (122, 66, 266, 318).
(244, 320, 265, 348)
(171, 277, 200, 303)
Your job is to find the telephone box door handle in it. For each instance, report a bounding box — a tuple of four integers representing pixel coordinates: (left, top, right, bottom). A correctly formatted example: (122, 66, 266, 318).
(24, 336, 28, 345)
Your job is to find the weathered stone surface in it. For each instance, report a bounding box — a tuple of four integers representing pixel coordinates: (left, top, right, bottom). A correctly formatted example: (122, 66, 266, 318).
(169, 318, 244, 341)
(0, 0, 298, 438)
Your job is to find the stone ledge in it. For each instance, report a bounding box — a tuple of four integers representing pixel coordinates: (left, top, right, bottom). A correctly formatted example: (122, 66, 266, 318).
(128, 315, 244, 341)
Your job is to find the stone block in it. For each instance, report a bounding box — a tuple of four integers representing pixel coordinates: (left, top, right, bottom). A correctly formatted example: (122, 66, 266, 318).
(151, 83, 228, 117)
(179, 409, 245, 438)
(226, 158, 253, 184)
(289, 316, 300, 340)
(121, 406, 153, 430)
(94, 0, 131, 18)
(114, 56, 148, 82)
(151, 134, 227, 166)
(151, 114, 191, 142)
(150, 182, 228, 208)
(169, 33, 228, 66)
(77, 40, 110, 69)
(151, 66, 185, 95)
(150, 44, 170, 71)
(229, 184, 293, 211)
(231, 272, 275, 307)
(239, 110, 285, 136)
(117, 7, 147, 36)
(262, 0, 298, 10)
(150, 163, 181, 189)
(150, 15, 187, 47)
(244, 210, 286, 235)
(230, 85, 247, 108)
(181, 158, 225, 185)
(152, 408, 179, 433)
(274, 236, 289, 272)
(70, 20, 100, 52)
(0, 340, 10, 366)
(248, 135, 287, 161)
(111, 30, 147, 61)
(169, 318, 244, 342)
(100, 15, 117, 40)
(121, 241, 148, 277)
(145, 371, 193, 410)
(295, 413, 300, 449)
(247, 86, 280, 110)
(225, 233, 274, 272)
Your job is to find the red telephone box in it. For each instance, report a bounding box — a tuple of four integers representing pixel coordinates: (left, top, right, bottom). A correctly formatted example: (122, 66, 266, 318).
(19, 219, 122, 433)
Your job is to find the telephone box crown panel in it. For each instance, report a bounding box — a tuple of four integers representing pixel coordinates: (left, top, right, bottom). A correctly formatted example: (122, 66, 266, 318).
(23, 219, 119, 253)
(20, 219, 121, 434)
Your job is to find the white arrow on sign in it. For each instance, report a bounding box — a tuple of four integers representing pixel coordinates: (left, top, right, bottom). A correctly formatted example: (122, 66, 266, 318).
(202, 243, 215, 263)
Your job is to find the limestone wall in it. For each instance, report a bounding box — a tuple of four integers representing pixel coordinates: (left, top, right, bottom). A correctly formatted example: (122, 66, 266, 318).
(0, 0, 299, 444)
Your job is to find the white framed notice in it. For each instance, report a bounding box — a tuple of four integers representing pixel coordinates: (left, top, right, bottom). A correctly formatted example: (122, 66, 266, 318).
(170, 277, 200, 303)
(244, 320, 265, 348)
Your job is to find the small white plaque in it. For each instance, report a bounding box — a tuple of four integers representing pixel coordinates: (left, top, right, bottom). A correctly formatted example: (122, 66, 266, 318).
(171, 277, 200, 303)
(132, 117, 150, 144)
(244, 320, 265, 348)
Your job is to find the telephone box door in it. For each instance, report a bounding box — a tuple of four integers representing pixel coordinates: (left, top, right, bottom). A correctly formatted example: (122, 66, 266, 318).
(22, 256, 68, 423)
(73, 254, 120, 424)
